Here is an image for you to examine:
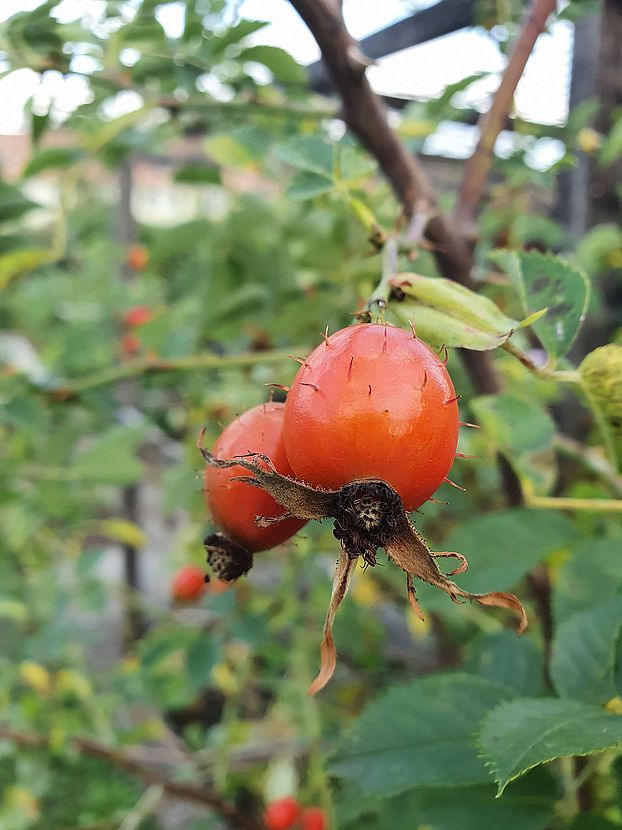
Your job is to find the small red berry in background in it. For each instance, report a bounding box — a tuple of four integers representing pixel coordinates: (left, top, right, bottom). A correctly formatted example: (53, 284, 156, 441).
(264, 796, 301, 830)
(301, 807, 328, 830)
(171, 565, 206, 602)
(126, 244, 149, 271)
(122, 306, 152, 327)
(120, 332, 141, 356)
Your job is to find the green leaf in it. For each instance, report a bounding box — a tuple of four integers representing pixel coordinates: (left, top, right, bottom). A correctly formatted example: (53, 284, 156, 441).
(470, 393, 557, 492)
(340, 773, 556, 830)
(336, 143, 377, 182)
(82, 106, 152, 153)
(238, 45, 306, 84)
(22, 147, 85, 178)
(395, 273, 518, 351)
(553, 539, 622, 623)
(471, 394, 555, 454)
(0, 598, 28, 623)
(394, 303, 508, 351)
(186, 634, 217, 692)
(93, 518, 147, 549)
(0, 248, 55, 288)
(425, 72, 491, 117)
(209, 19, 269, 52)
(576, 223, 622, 274)
(492, 250, 590, 359)
(330, 674, 513, 795)
(286, 171, 334, 200)
(72, 425, 145, 484)
(173, 163, 221, 185)
(579, 345, 622, 473)
(275, 136, 334, 178)
(205, 132, 259, 168)
(465, 631, 545, 697)
(512, 215, 567, 250)
(551, 597, 622, 703)
(0, 182, 38, 223)
(478, 698, 622, 795)
(416, 772, 555, 830)
(440, 509, 574, 594)
(118, 16, 166, 47)
(571, 816, 622, 830)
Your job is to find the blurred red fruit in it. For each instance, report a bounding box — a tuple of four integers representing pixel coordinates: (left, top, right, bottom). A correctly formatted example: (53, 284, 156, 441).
(301, 807, 328, 830)
(120, 332, 140, 356)
(264, 797, 301, 830)
(171, 565, 206, 601)
(122, 306, 152, 327)
(126, 244, 149, 271)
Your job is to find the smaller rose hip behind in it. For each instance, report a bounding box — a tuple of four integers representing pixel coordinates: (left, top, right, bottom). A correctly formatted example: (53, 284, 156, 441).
(264, 796, 301, 830)
(171, 565, 206, 601)
(204, 402, 306, 552)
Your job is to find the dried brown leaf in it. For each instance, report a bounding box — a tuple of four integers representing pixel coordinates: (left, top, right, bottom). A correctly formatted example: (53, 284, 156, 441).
(468, 591, 528, 635)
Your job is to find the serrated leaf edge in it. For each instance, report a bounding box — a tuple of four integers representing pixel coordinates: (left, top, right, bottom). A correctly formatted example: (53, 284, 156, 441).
(476, 698, 622, 797)
(330, 673, 516, 795)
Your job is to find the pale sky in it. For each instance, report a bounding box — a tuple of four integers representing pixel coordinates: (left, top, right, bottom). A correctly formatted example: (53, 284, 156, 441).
(0, 0, 572, 164)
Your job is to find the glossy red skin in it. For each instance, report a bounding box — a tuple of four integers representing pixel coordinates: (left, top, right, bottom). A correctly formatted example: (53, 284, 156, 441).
(301, 807, 328, 830)
(172, 565, 206, 601)
(264, 797, 301, 830)
(204, 403, 306, 552)
(283, 324, 459, 511)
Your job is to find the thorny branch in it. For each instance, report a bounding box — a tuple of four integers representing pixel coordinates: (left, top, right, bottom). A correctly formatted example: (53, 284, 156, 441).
(454, 0, 558, 230)
(0, 726, 263, 830)
(287, 0, 474, 290)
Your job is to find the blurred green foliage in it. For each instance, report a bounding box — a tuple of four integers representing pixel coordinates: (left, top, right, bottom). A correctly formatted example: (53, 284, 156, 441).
(0, 1, 622, 829)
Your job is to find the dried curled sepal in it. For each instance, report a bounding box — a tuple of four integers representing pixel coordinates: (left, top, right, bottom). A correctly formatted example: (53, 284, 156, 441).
(308, 548, 357, 696)
(406, 574, 425, 621)
(386, 523, 527, 635)
(197, 428, 335, 521)
(203, 532, 253, 581)
(468, 591, 528, 635)
(431, 550, 468, 576)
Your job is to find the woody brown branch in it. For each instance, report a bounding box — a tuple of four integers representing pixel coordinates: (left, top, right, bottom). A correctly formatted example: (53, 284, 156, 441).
(288, 0, 475, 290)
(0, 727, 263, 830)
(454, 0, 558, 230)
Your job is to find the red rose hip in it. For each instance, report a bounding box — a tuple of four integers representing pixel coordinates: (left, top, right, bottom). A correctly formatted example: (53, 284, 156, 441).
(283, 324, 460, 511)
(204, 403, 306, 552)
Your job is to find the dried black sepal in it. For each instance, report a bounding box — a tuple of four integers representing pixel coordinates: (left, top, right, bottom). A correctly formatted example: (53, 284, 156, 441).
(203, 532, 253, 581)
(333, 480, 403, 566)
